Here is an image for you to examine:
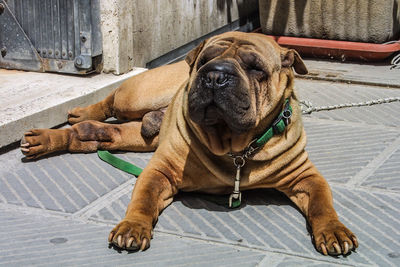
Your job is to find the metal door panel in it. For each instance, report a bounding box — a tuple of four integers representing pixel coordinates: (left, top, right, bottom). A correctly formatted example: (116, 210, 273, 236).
(0, 0, 102, 74)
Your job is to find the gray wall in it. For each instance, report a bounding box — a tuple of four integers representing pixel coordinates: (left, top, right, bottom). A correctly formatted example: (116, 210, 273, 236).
(259, 0, 400, 44)
(100, 0, 259, 74)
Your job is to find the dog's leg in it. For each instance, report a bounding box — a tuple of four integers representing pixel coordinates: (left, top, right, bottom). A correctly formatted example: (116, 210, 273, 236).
(278, 159, 358, 256)
(21, 120, 158, 159)
(68, 90, 116, 124)
(108, 159, 177, 251)
(68, 61, 189, 125)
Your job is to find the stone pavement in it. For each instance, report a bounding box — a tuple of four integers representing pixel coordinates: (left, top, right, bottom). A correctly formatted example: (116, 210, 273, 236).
(0, 60, 400, 266)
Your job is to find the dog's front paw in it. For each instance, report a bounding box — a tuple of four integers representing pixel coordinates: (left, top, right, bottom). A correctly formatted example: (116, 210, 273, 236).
(68, 105, 106, 124)
(21, 129, 54, 159)
(68, 107, 90, 124)
(108, 219, 152, 251)
(313, 220, 358, 256)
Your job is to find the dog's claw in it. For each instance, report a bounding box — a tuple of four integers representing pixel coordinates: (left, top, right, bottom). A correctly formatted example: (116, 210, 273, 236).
(127, 237, 134, 249)
(21, 148, 30, 152)
(333, 242, 341, 254)
(20, 143, 30, 147)
(108, 232, 114, 243)
(343, 241, 349, 255)
(140, 238, 148, 251)
(117, 235, 123, 248)
(320, 243, 328, 256)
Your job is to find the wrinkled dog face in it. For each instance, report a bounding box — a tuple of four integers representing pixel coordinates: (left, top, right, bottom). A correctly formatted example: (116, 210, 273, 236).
(185, 32, 307, 155)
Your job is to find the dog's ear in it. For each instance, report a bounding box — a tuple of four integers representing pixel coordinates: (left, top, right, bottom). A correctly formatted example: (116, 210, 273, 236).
(185, 39, 207, 69)
(281, 49, 308, 75)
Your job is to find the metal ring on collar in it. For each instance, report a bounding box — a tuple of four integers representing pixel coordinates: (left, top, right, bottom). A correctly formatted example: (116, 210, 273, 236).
(233, 156, 245, 168)
(282, 109, 292, 119)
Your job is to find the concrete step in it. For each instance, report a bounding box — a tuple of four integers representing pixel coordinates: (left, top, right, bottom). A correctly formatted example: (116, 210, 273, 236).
(0, 68, 146, 148)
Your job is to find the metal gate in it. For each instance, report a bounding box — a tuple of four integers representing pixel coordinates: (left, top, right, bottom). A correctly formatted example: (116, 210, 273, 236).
(0, 0, 102, 74)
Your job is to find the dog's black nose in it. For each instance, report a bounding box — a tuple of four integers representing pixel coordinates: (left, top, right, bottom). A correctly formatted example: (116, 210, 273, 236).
(200, 61, 236, 89)
(204, 71, 228, 88)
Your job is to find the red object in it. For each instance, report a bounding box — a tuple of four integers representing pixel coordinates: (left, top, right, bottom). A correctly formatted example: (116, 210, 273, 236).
(268, 35, 400, 62)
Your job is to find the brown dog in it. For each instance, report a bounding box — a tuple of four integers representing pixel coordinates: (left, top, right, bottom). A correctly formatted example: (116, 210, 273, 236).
(21, 31, 358, 256)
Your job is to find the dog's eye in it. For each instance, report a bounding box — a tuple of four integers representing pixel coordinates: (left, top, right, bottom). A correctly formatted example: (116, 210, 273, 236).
(252, 70, 266, 81)
(248, 63, 264, 73)
(239, 52, 266, 76)
(247, 63, 267, 80)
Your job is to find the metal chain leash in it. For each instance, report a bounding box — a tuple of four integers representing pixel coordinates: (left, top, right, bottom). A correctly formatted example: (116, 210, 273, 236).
(383, 40, 400, 69)
(300, 97, 400, 115)
(301, 42, 400, 113)
(391, 53, 400, 70)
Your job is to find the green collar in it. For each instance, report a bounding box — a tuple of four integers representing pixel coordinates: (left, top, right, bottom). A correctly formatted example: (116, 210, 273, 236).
(254, 98, 293, 148)
(229, 98, 293, 159)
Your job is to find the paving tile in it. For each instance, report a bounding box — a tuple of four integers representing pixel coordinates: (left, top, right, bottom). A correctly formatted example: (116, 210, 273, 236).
(296, 79, 400, 127)
(0, 150, 136, 213)
(273, 256, 350, 267)
(362, 147, 400, 191)
(331, 187, 400, 267)
(0, 208, 266, 267)
(304, 119, 399, 184)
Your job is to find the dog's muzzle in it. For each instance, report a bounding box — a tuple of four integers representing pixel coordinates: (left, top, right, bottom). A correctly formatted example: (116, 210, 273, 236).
(188, 60, 255, 134)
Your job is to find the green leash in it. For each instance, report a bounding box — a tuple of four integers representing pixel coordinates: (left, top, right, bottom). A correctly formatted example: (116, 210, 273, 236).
(97, 150, 240, 208)
(97, 150, 143, 176)
(97, 99, 292, 209)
